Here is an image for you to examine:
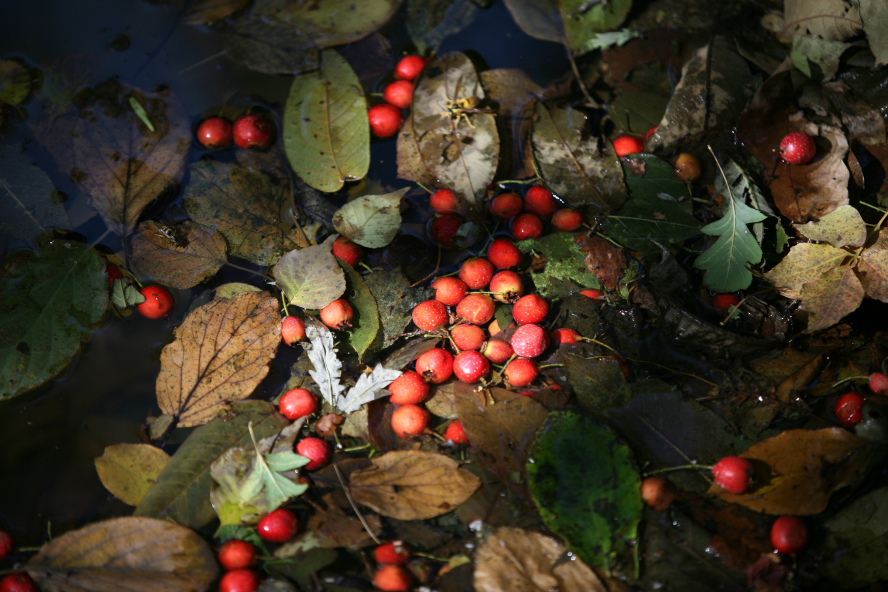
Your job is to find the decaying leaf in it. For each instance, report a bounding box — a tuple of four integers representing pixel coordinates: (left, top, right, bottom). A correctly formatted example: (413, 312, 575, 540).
(27, 517, 216, 591)
(764, 243, 850, 299)
(338, 364, 402, 414)
(859, 230, 888, 302)
(576, 234, 626, 291)
(349, 450, 481, 520)
(156, 291, 280, 427)
(95, 443, 171, 507)
(332, 189, 406, 249)
(272, 235, 347, 310)
(780, 0, 862, 42)
(305, 320, 348, 409)
(793, 204, 866, 248)
(800, 264, 864, 333)
(130, 220, 228, 289)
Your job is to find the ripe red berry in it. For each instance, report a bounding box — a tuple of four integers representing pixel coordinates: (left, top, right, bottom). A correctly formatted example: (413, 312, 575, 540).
(486, 237, 523, 269)
(505, 357, 539, 387)
(106, 262, 124, 288)
(281, 315, 306, 345)
(0, 531, 14, 562)
(389, 371, 430, 405)
(481, 338, 513, 364)
(524, 186, 557, 217)
(451, 323, 486, 351)
(551, 327, 581, 345)
(332, 237, 363, 266)
(375, 540, 412, 565)
(770, 516, 809, 555)
(551, 208, 583, 232)
(391, 404, 431, 438)
(137, 285, 174, 319)
(580, 288, 603, 299)
(219, 568, 261, 592)
(394, 55, 427, 81)
(453, 350, 491, 383)
(320, 298, 354, 330)
(674, 152, 702, 182)
(412, 300, 450, 332)
(444, 419, 469, 444)
(233, 113, 274, 150)
(218, 539, 257, 570)
(196, 116, 233, 150)
(373, 563, 415, 592)
(257, 508, 299, 543)
(0, 573, 37, 592)
(459, 257, 495, 290)
(415, 348, 454, 384)
(383, 80, 414, 109)
(431, 277, 468, 307)
(456, 293, 496, 325)
(510, 212, 544, 240)
(428, 213, 464, 248)
(510, 324, 549, 359)
(613, 135, 645, 157)
(712, 456, 754, 494)
(279, 388, 320, 420)
(430, 188, 458, 213)
(712, 293, 741, 313)
(835, 392, 865, 427)
(779, 132, 816, 165)
(489, 192, 524, 220)
(489, 270, 524, 303)
(296, 436, 332, 470)
(644, 125, 658, 141)
(369, 103, 404, 138)
(870, 372, 888, 394)
(512, 294, 549, 325)
(641, 477, 675, 512)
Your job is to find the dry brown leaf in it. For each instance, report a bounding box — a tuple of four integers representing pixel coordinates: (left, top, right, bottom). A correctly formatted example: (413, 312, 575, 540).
(130, 220, 228, 289)
(859, 230, 888, 302)
(306, 493, 382, 549)
(349, 450, 481, 520)
(28, 517, 216, 591)
(576, 234, 626, 291)
(156, 291, 280, 427)
(95, 443, 170, 506)
(474, 527, 606, 592)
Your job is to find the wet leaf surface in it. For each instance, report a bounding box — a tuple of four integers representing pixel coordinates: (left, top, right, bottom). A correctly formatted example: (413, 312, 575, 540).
(0, 144, 69, 244)
(341, 262, 381, 362)
(516, 232, 602, 300)
(364, 269, 417, 349)
(333, 189, 405, 249)
(821, 486, 888, 588)
(130, 220, 228, 289)
(407, 0, 483, 53)
(272, 235, 347, 310)
(95, 443, 171, 507)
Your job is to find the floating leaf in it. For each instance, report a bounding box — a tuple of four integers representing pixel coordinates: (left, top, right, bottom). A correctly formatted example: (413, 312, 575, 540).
(130, 220, 228, 289)
(156, 291, 280, 427)
(262, 0, 403, 47)
(764, 243, 849, 299)
(531, 102, 626, 214)
(95, 443, 171, 507)
(112, 278, 145, 309)
(0, 59, 40, 105)
(527, 410, 642, 572)
(333, 189, 406, 249)
(560, 0, 633, 56)
(27, 517, 216, 591)
(349, 450, 481, 520)
(135, 401, 287, 528)
(793, 204, 866, 248)
(272, 235, 347, 310)
(406, 0, 482, 53)
(502, 0, 563, 44)
(0, 144, 69, 244)
(0, 242, 107, 401)
(341, 261, 381, 361)
(338, 365, 402, 414)
(283, 49, 369, 193)
(305, 321, 348, 409)
(821, 486, 888, 588)
(800, 264, 864, 333)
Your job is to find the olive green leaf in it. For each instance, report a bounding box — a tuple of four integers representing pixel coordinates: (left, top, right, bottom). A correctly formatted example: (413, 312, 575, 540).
(272, 235, 347, 310)
(333, 189, 406, 249)
(793, 204, 866, 248)
(0, 143, 69, 244)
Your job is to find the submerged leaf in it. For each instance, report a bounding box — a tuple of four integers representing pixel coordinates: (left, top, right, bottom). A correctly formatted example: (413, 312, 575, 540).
(0, 144, 69, 244)
(822, 486, 888, 588)
(95, 444, 171, 507)
(333, 189, 406, 249)
(272, 235, 347, 310)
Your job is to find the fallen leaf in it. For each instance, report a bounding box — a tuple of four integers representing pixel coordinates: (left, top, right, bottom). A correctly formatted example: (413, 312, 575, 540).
(333, 189, 406, 249)
(764, 242, 850, 299)
(858, 230, 888, 302)
(130, 220, 228, 289)
(793, 205, 866, 248)
(576, 234, 626, 290)
(0, 144, 69, 244)
(800, 264, 864, 333)
(272, 235, 347, 310)
(306, 493, 382, 549)
(821, 486, 888, 588)
(183, 0, 251, 25)
(27, 517, 216, 591)
(780, 0, 862, 42)
(95, 443, 170, 507)
(349, 450, 481, 520)
(155, 291, 280, 427)
(341, 261, 381, 362)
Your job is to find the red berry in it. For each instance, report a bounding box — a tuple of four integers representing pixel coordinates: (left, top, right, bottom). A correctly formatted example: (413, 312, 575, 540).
(375, 540, 412, 565)
(389, 371, 430, 405)
(332, 237, 363, 266)
(219, 568, 261, 592)
(613, 135, 644, 157)
(770, 516, 809, 555)
(369, 104, 404, 138)
(486, 238, 523, 269)
(524, 186, 557, 217)
(453, 350, 491, 383)
(509, 324, 549, 359)
(512, 294, 549, 325)
(504, 357, 539, 387)
(257, 508, 299, 543)
(551, 208, 583, 232)
(320, 298, 354, 330)
(373, 564, 414, 592)
(712, 293, 741, 313)
(459, 257, 495, 290)
(281, 315, 306, 345)
(456, 293, 496, 326)
(394, 55, 427, 81)
(644, 125, 658, 141)
(384, 80, 414, 109)
(510, 212, 544, 240)
(278, 388, 319, 420)
(412, 300, 450, 332)
(137, 285, 174, 319)
(489, 192, 524, 219)
(106, 262, 124, 288)
(835, 392, 865, 427)
(0, 531, 14, 562)
(580, 288, 603, 299)
(712, 456, 754, 494)
(779, 132, 816, 165)
(428, 213, 464, 248)
(296, 436, 332, 470)
(870, 372, 888, 394)
(481, 338, 513, 364)
(430, 188, 458, 213)
(391, 404, 431, 438)
(233, 113, 274, 150)
(444, 419, 469, 444)
(551, 327, 581, 345)
(431, 277, 468, 307)
(489, 270, 524, 303)
(415, 348, 454, 384)
(674, 152, 702, 182)
(196, 116, 233, 150)
(218, 539, 257, 570)
(450, 323, 486, 351)
(0, 573, 37, 592)
(641, 477, 675, 512)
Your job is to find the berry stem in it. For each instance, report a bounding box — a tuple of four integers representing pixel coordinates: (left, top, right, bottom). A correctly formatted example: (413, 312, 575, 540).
(644, 463, 713, 477)
(833, 375, 869, 388)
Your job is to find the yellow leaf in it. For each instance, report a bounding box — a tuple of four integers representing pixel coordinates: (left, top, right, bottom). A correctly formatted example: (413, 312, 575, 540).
(764, 242, 848, 298)
(95, 443, 170, 506)
(800, 265, 864, 333)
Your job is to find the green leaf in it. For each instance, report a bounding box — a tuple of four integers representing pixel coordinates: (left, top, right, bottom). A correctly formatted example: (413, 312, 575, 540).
(364, 269, 419, 349)
(560, 0, 633, 56)
(527, 411, 642, 573)
(693, 192, 767, 292)
(564, 354, 632, 415)
(272, 235, 347, 310)
(111, 279, 145, 309)
(822, 486, 888, 588)
(516, 232, 601, 299)
(341, 261, 381, 362)
(243, 422, 309, 511)
(0, 242, 107, 401)
(284, 49, 369, 193)
(406, 0, 482, 53)
(791, 34, 849, 80)
(764, 243, 848, 299)
(262, 0, 403, 48)
(502, 0, 563, 44)
(0, 144, 69, 244)
(333, 189, 406, 249)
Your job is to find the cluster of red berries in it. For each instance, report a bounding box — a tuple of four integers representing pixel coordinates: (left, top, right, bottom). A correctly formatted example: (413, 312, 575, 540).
(373, 540, 415, 591)
(0, 531, 38, 592)
(217, 539, 260, 592)
(368, 55, 427, 139)
(195, 112, 275, 151)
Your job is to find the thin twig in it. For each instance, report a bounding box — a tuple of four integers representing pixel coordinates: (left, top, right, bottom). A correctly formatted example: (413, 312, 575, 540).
(333, 463, 381, 545)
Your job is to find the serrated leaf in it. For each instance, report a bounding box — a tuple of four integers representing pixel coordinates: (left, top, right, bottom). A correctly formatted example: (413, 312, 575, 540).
(338, 364, 402, 414)
(333, 189, 406, 248)
(265, 451, 311, 473)
(242, 422, 309, 511)
(764, 243, 849, 299)
(272, 235, 347, 310)
(794, 204, 866, 248)
(305, 321, 348, 408)
(284, 49, 369, 193)
(800, 265, 864, 333)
